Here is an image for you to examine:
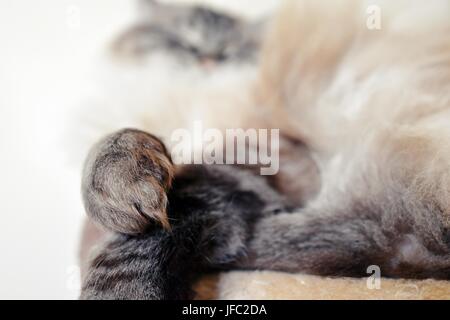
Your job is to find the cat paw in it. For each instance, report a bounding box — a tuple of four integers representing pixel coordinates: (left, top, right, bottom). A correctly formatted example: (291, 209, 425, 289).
(82, 129, 174, 234)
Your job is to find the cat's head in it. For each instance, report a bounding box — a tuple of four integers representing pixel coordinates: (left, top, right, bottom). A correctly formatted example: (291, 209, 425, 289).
(112, 0, 263, 68)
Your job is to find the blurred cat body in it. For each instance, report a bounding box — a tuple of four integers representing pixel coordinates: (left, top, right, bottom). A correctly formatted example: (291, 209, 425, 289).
(260, 0, 450, 219)
(246, 0, 450, 277)
(79, 0, 450, 296)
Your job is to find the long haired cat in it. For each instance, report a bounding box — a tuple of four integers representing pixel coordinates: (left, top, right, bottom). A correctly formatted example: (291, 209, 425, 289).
(74, 0, 267, 155)
(80, 0, 450, 299)
(78, 0, 308, 280)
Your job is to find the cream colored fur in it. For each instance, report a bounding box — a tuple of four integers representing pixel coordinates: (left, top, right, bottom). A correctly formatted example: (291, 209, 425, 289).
(227, 0, 450, 299)
(259, 0, 450, 227)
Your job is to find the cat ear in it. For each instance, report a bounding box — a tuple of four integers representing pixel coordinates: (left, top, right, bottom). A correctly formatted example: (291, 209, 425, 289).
(139, 0, 158, 7)
(137, 0, 163, 20)
(137, 0, 159, 14)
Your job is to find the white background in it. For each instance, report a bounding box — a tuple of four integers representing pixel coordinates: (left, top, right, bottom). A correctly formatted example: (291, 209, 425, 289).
(0, 0, 277, 299)
(0, 0, 135, 299)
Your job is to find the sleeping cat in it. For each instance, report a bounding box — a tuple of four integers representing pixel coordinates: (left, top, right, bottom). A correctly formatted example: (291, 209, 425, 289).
(74, 0, 268, 166)
(80, 0, 450, 299)
(78, 0, 319, 290)
(80, 126, 449, 299)
(77, 0, 273, 278)
(80, 129, 318, 299)
(113, 0, 261, 65)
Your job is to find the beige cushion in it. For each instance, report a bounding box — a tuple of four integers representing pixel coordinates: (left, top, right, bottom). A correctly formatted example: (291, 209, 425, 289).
(194, 271, 450, 300)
